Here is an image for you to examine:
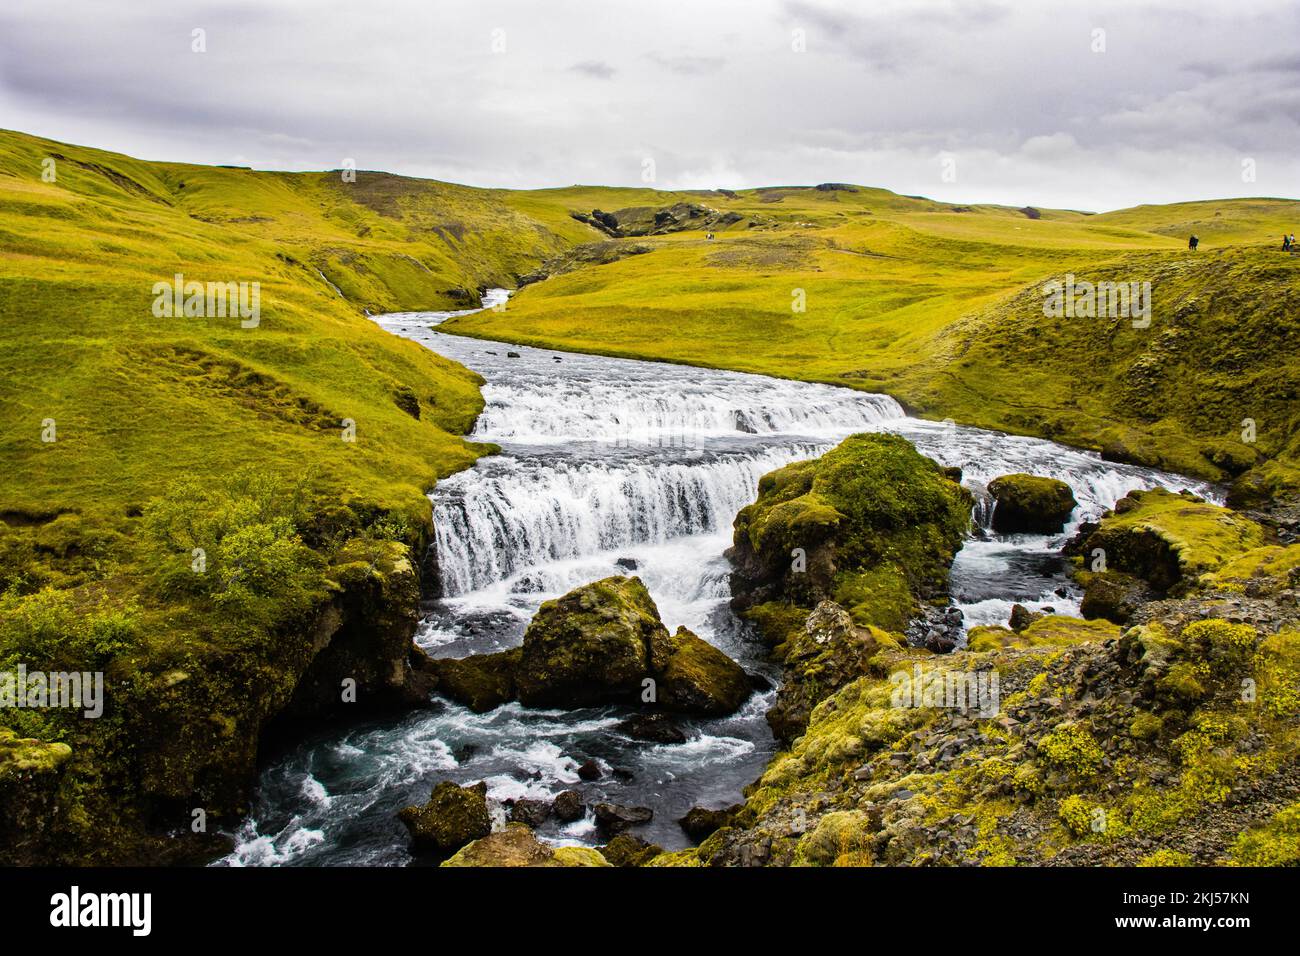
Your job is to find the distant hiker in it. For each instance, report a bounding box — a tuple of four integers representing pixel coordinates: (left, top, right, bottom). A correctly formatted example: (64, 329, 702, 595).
(1286, 234, 1293, 252)
(1188, 234, 1199, 251)
(706, 232, 714, 240)
(1290, 233, 1296, 252)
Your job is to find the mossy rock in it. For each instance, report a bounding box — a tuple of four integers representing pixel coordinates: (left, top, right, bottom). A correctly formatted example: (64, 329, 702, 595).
(730, 433, 972, 635)
(1081, 488, 1267, 593)
(514, 576, 750, 715)
(441, 823, 612, 867)
(655, 626, 750, 715)
(431, 648, 520, 712)
(987, 473, 1078, 534)
(398, 780, 492, 854)
(599, 833, 663, 867)
(766, 600, 902, 742)
(515, 576, 667, 708)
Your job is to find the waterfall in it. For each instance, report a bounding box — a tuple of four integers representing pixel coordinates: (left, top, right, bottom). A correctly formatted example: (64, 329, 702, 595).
(432, 443, 830, 596)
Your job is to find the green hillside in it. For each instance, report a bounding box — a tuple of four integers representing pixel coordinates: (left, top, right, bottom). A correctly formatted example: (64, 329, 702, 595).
(444, 184, 1300, 494)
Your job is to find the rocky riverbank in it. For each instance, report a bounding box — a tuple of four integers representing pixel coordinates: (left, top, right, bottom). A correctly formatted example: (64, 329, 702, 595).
(644, 481, 1300, 866)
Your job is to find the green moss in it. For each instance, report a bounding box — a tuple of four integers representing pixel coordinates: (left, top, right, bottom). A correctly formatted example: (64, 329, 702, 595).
(1202, 544, 1300, 595)
(1038, 724, 1105, 775)
(1138, 848, 1194, 866)
(793, 810, 873, 866)
(968, 615, 1119, 652)
(1057, 795, 1098, 838)
(1129, 710, 1164, 740)
(0, 728, 73, 776)
(1228, 802, 1300, 866)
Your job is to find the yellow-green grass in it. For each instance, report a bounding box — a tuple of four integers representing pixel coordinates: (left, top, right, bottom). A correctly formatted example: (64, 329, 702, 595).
(444, 187, 1300, 487)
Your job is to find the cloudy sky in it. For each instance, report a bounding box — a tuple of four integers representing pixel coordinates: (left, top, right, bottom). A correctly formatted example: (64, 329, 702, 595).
(1, 0, 1297, 211)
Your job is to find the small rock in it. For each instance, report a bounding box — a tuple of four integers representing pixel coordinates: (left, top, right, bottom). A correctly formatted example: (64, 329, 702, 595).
(679, 805, 738, 842)
(616, 713, 688, 744)
(577, 759, 602, 781)
(553, 789, 585, 822)
(509, 798, 552, 827)
(593, 802, 653, 833)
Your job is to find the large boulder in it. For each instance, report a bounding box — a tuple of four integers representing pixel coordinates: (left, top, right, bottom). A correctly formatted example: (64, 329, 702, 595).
(438, 576, 752, 716)
(987, 476, 1081, 535)
(516, 576, 668, 708)
(429, 649, 519, 712)
(987, 474, 1077, 534)
(398, 781, 492, 854)
(654, 626, 751, 714)
(728, 433, 972, 636)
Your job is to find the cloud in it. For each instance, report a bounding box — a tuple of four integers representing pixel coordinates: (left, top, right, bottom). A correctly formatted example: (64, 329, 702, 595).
(570, 60, 616, 79)
(0, 0, 1295, 210)
(646, 53, 726, 75)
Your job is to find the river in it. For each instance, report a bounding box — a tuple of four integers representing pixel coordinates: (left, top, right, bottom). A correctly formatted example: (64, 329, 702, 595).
(220, 291, 1214, 865)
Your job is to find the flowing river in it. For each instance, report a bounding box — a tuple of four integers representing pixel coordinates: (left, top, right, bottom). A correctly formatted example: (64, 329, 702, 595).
(221, 291, 1216, 865)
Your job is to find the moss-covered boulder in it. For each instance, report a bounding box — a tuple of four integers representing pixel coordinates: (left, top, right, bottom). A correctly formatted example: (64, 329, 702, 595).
(430, 649, 519, 712)
(766, 600, 903, 742)
(599, 833, 663, 867)
(1087, 488, 1265, 589)
(440, 823, 611, 867)
(729, 433, 972, 635)
(398, 780, 492, 854)
(1071, 489, 1269, 617)
(0, 728, 73, 858)
(515, 576, 668, 708)
(655, 626, 751, 714)
(432, 577, 750, 715)
(987, 474, 1077, 534)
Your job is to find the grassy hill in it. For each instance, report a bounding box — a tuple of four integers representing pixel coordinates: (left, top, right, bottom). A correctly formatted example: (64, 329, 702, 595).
(443, 185, 1300, 495)
(0, 128, 1297, 862)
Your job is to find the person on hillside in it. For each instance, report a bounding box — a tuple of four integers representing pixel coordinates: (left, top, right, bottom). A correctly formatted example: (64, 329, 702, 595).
(1290, 233, 1296, 252)
(1286, 234, 1293, 252)
(1188, 234, 1199, 251)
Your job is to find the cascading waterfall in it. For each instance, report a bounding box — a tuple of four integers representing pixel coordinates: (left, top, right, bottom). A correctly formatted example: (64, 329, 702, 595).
(221, 292, 1222, 867)
(432, 444, 834, 596)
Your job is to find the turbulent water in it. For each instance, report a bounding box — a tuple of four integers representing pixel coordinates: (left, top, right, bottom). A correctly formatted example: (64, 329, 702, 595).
(221, 291, 1217, 866)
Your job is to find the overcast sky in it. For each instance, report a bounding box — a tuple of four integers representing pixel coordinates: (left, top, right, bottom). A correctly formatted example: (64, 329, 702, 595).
(1, 0, 1297, 211)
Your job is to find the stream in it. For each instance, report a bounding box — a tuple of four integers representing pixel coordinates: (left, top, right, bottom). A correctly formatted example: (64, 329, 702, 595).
(220, 291, 1215, 865)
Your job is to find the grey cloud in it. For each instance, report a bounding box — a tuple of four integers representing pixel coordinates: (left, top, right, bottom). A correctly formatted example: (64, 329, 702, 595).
(0, 0, 1295, 210)
(646, 54, 726, 76)
(570, 60, 616, 79)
